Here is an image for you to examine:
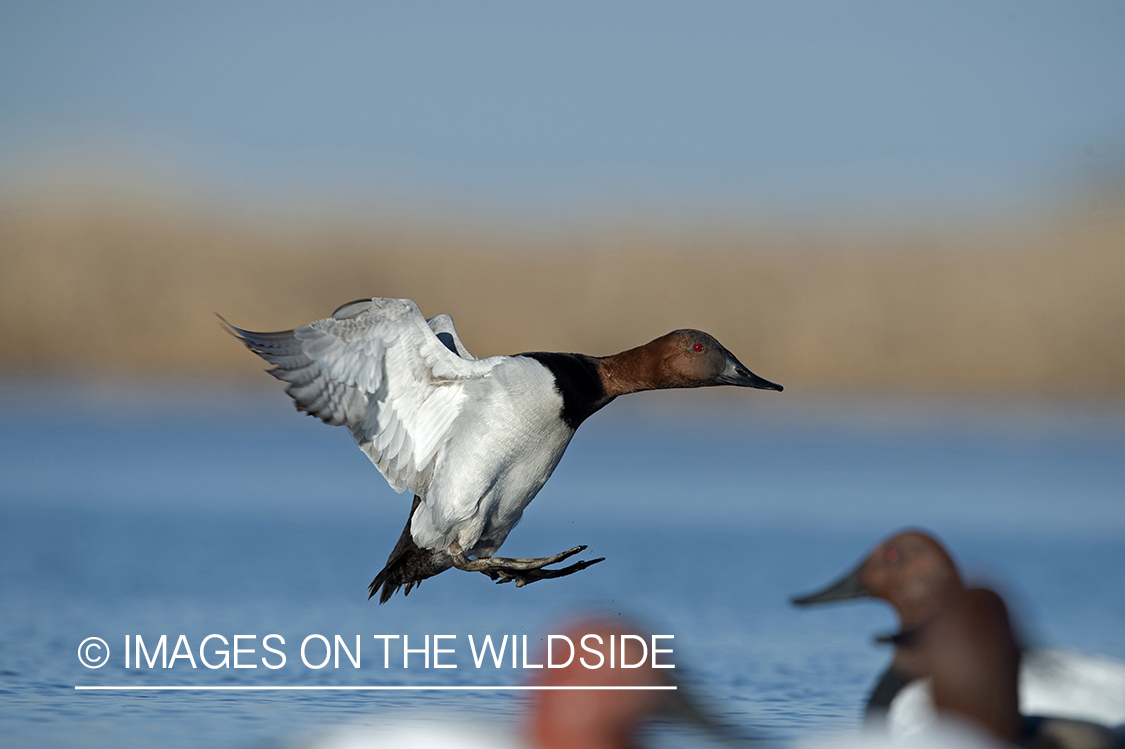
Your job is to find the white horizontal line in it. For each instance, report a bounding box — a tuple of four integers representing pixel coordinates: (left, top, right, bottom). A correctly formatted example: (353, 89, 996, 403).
(75, 685, 677, 692)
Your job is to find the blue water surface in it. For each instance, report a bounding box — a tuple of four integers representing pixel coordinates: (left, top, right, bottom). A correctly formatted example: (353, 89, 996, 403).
(1, 383, 1123, 748)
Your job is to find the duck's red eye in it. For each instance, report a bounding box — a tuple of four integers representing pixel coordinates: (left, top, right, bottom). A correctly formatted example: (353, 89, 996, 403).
(692, 343, 704, 352)
(884, 548, 901, 564)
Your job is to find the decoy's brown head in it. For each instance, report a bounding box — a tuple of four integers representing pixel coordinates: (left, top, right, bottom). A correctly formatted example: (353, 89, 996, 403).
(792, 529, 965, 629)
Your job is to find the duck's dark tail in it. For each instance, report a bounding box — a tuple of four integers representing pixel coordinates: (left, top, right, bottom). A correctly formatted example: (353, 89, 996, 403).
(369, 496, 453, 604)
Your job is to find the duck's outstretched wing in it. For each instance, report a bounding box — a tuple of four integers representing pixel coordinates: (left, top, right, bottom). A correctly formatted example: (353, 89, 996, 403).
(224, 298, 496, 496)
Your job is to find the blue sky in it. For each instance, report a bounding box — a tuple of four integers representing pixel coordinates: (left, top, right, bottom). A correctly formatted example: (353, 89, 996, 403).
(2, 1, 1124, 220)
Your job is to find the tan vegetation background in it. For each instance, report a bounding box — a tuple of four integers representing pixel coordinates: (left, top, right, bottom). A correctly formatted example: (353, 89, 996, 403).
(1, 185, 1123, 394)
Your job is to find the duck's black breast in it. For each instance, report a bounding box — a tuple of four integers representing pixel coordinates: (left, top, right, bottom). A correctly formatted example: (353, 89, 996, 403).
(520, 352, 613, 430)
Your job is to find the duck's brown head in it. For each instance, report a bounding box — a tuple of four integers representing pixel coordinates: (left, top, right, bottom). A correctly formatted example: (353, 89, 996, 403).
(524, 618, 670, 749)
(598, 329, 783, 398)
(792, 529, 965, 629)
(524, 616, 753, 749)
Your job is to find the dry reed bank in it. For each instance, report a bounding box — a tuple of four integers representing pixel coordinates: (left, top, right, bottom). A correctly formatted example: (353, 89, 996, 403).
(1, 188, 1123, 394)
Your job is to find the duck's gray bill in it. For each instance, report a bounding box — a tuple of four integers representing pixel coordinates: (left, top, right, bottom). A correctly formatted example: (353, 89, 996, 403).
(791, 565, 869, 606)
(719, 356, 784, 391)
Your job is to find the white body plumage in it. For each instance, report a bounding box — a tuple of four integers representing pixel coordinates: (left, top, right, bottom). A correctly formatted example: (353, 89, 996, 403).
(407, 356, 575, 557)
(887, 649, 1125, 737)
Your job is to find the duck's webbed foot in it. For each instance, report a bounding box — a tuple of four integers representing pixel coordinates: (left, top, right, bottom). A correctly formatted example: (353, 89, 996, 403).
(450, 544, 605, 588)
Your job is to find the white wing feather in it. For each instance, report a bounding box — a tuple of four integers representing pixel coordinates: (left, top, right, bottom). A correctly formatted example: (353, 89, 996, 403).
(426, 313, 475, 359)
(227, 298, 495, 496)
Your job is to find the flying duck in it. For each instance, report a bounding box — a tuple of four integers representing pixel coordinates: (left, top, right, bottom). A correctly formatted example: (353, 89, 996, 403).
(791, 530, 1125, 735)
(225, 297, 782, 603)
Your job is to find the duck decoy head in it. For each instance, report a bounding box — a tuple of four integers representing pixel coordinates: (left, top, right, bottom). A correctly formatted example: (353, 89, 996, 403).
(525, 617, 767, 749)
(791, 530, 964, 629)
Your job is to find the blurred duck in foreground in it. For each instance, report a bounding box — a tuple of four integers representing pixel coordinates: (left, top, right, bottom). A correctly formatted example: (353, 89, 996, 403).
(893, 587, 1124, 749)
(791, 530, 1125, 738)
(523, 619, 757, 749)
(226, 297, 781, 602)
(299, 618, 761, 749)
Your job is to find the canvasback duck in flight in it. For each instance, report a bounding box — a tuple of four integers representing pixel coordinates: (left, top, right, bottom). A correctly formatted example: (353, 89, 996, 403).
(225, 297, 782, 602)
(791, 530, 1125, 735)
